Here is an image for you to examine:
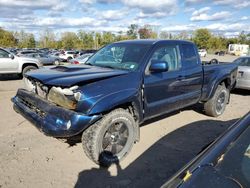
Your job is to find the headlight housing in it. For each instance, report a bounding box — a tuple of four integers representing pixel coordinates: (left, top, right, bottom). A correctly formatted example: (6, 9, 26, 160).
(47, 86, 81, 110)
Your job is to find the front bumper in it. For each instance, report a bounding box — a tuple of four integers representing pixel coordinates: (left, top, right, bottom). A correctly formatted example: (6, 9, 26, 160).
(12, 89, 101, 137)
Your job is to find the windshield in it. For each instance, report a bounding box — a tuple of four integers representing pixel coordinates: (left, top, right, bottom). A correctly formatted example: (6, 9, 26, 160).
(86, 43, 151, 71)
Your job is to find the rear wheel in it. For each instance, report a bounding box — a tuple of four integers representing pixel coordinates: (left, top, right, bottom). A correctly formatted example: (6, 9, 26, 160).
(22, 66, 37, 77)
(204, 85, 229, 117)
(82, 109, 137, 167)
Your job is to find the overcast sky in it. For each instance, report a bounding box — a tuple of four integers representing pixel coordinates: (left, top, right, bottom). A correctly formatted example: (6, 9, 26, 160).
(0, 0, 249, 38)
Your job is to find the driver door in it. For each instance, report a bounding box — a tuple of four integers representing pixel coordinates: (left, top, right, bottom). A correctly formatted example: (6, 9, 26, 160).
(0, 49, 19, 73)
(143, 43, 185, 119)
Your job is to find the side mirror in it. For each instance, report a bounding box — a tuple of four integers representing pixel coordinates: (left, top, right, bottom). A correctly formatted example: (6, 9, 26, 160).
(9, 54, 14, 59)
(149, 60, 169, 73)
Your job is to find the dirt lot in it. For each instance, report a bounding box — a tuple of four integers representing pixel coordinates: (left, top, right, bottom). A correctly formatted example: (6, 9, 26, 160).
(0, 55, 249, 188)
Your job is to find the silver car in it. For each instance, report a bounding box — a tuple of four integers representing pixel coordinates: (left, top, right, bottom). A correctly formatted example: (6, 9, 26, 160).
(234, 56, 250, 90)
(26, 53, 61, 65)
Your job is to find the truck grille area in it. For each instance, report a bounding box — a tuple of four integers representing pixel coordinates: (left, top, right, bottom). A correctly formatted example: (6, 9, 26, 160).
(18, 97, 46, 118)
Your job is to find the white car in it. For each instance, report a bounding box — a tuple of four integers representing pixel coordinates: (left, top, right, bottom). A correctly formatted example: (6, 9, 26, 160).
(198, 49, 207, 57)
(59, 51, 77, 61)
(70, 53, 93, 64)
(0, 48, 42, 77)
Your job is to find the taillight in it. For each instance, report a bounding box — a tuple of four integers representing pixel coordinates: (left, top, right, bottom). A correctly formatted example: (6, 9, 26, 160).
(72, 61, 79, 64)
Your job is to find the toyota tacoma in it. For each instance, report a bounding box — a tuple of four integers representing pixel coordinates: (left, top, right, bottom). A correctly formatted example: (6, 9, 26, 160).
(12, 40, 238, 165)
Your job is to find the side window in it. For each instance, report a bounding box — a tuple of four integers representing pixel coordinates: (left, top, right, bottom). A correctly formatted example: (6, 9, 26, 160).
(150, 45, 181, 71)
(182, 44, 198, 68)
(0, 49, 9, 58)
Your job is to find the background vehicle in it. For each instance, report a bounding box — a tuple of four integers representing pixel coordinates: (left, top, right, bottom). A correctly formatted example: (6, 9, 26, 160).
(12, 40, 238, 165)
(16, 50, 40, 57)
(0, 48, 42, 76)
(198, 49, 207, 57)
(233, 56, 250, 90)
(162, 112, 250, 188)
(59, 51, 77, 62)
(215, 51, 226, 56)
(228, 44, 249, 56)
(26, 53, 62, 65)
(70, 53, 94, 64)
(79, 49, 97, 56)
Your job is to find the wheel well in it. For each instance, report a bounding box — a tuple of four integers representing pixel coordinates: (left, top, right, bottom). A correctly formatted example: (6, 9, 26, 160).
(219, 78, 231, 89)
(112, 102, 140, 123)
(22, 63, 38, 71)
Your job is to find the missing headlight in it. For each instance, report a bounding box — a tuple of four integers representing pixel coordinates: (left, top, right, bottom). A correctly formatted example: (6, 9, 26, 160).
(47, 86, 81, 110)
(23, 77, 36, 93)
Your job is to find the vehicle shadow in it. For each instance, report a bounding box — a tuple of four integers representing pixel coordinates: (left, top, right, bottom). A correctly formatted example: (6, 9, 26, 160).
(0, 74, 22, 81)
(231, 89, 250, 96)
(64, 108, 202, 146)
(74, 118, 238, 188)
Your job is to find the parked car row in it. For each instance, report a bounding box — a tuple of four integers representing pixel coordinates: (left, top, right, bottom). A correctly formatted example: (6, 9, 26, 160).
(4, 47, 98, 64)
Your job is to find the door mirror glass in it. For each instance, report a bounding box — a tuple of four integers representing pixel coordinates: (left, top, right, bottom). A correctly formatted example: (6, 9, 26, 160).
(149, 60, 169, 73)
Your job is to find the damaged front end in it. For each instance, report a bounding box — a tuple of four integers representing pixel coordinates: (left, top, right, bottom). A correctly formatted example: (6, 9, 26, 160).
(12, 77, 101, 137)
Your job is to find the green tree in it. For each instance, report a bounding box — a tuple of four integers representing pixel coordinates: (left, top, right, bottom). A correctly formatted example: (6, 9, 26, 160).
(78, 30, 94, 49)
(127, 24, 139, 39)
(193, 29, 212, 49)
(61, 32, 79, 49)
(208, 36, 223, 50)
(15, 31, 36, 48)
(39, 29, 57, 48)
(101, 32, 115, 46)
(0, 28, 17, 47)
(238, 31, 247, 44)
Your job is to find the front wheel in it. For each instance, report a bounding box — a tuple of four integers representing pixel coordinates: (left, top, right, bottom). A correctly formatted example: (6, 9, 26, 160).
(82, 109, 137, 166)
(204, 85, 229, 117)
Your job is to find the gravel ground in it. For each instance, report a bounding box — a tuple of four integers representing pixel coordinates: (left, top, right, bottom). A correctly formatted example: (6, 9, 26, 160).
(0, 55, 249, 188)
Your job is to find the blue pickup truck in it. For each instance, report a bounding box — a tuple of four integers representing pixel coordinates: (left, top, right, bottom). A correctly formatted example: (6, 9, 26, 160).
(12, 40, 238, 165)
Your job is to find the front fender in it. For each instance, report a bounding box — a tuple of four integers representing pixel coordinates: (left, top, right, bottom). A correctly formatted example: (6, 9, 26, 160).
(88, 88, 140, 115)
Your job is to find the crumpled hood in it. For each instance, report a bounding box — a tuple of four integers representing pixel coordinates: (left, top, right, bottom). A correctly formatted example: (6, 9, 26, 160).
(26, 65, 129, 87)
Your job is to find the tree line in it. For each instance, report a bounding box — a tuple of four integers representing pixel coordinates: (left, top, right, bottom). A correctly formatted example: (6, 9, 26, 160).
(1, 25, 250, 51)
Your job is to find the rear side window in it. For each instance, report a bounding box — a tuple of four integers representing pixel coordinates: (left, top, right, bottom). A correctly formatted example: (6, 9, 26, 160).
(182, 44, 198, 68)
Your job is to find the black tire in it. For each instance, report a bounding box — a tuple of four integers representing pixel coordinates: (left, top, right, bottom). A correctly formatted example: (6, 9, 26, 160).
(22, 66, 37, 77)
(82, 108, 137, 166)
(209, 58, 219, 64)
(204, 85, 229, 117)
